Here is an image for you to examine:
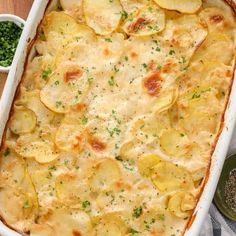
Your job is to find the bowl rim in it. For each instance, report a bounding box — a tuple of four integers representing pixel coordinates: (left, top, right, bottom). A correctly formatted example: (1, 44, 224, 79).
(214, 153, 236, 221)
(0, 14, 25, 73)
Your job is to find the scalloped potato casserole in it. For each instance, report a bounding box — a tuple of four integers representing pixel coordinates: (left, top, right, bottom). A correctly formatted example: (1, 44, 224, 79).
(0, 0, 236, 235)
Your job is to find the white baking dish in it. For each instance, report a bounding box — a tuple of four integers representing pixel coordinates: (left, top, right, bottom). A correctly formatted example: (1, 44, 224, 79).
(0, 0, 236, 235)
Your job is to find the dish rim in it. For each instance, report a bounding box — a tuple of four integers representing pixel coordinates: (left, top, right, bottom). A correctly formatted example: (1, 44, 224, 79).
(0, 0, 236, 235)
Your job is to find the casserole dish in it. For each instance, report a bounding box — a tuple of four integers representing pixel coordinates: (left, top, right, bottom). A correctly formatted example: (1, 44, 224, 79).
(0, 0, 236, 235)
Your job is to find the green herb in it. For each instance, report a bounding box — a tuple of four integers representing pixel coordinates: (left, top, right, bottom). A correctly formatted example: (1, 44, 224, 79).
(142, 63, 148, 69)
(108, 76, 116, 86)
(3, 148, 10, 157)
(105, 38, 112, 42)
(48, 166, 57, 171)
(54, 80, 59, 86)
(159, 214, 165, 221)
(115, 156, 123, 161)
(122, 160, 135, 171)
(42, 68, 52, 80)
(22, 200, 30, 209)
(133, 206, 142, 218)
(81, 116, 88, 125)
(107, 127, 121, 137)
(55, 101, 62, 108)
(124, 56, 129, 61)
(0, 21, 23, 67)
(130, 228, 140, 234)
(114, 65, 119, 73)
(120, 10, 128, 20)
(88, 77, 94, 84)
(82, 200, 91, 208)
(169, 50, 175, 55)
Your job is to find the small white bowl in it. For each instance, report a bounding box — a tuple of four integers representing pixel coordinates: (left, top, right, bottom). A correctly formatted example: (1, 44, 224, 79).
(0, 14, 25, 73)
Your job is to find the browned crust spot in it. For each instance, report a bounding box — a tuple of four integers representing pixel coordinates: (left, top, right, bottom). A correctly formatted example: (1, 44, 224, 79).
(143, 71, 163, 96)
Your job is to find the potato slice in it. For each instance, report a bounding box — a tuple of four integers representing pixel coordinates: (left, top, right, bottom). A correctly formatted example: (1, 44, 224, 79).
(0, 187, 34, 224)
(30, 170, 56, 202)
(168, 192, 196, 218)
(20, 90, 54, 125)
(191, 33, 234, 65)
(94, 212, 128, 236)
(153, 89, 178, 114)
(122, 4, 165, 36)
(139, 208, 166, 234)
(83, 0, 122, 35)
(0, 154, 25, 187)
(199, 7, 235, 37)
(160, 129, 191, 157)
(192, 167, 206, 182)
(120, 0, 149, 14)
(178, 87, 220, 134)
(42, 11, 79, 39)
(151, 162, 194, 192)
(40, 63, 89, 113)
(10, 106, 36, 135)
(131, 112, 171, 143)
(0, 170, 38, 223)
(137, 154, 162, 177)
(60, 0, 80, 10)
(41, 12, 95, 55)
(40, 209, 92, 236)
(55, 123, 84, 152)
(119, 140, 138, 161)
(90, 158, 121, 191)
(17, 141, 58, 164)
(55, 173, 88, 206)
(30, 224, 54, 236)
(154, 0, 202, 13)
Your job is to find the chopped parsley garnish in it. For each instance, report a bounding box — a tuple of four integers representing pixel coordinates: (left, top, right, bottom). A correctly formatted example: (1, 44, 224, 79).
(105, 38, 112, 42)
(88, 77, 94, 84)
(107, 127, 121, 137)
(159, 214, 165, 221)
(42, 68, 52, 80)
(3, 148, 10, 157)
(122, 160, 135, 171)
(22, 200, 30, 209)
(130, 228, 140, 234)
(124, 56, 129, 61)
(82, 200, 91, 208)
(48, 166, 57, 171)
(81, 116, 88, 125)
(133, 206, 143, 218)
(108, 76, 116, 86)
(0, 21, 23, 67)
(55, 101, 62, 108)
(169, 50, 175, 55)
(142, 63, 148, 69)
(120, 10, 128, 20)
(64, 159, 69, 166)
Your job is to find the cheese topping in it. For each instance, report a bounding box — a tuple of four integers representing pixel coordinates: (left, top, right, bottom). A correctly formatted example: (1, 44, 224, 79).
(0, 0, 235, 235)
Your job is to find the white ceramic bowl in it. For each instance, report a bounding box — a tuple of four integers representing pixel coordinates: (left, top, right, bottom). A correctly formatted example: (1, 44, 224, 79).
(0, 14, 25, 73)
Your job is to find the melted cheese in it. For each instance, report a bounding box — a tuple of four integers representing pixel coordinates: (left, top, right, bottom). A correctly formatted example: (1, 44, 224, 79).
(0, 0, 236, 235)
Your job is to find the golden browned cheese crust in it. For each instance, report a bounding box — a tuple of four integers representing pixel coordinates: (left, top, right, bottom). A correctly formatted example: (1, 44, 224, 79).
(0, 0, 235, 235)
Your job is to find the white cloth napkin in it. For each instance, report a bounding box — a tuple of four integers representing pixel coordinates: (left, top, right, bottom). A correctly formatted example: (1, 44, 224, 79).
(200, 127, 236, 236)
